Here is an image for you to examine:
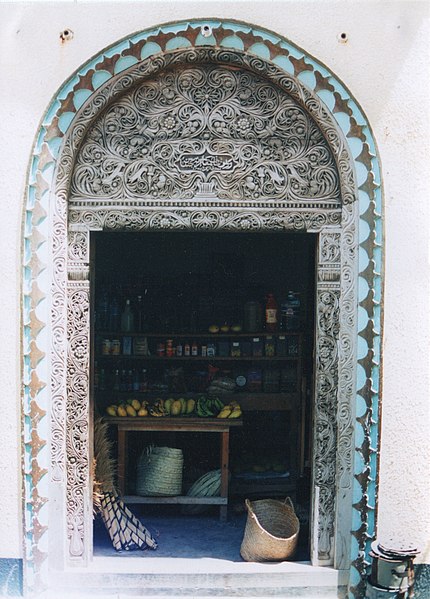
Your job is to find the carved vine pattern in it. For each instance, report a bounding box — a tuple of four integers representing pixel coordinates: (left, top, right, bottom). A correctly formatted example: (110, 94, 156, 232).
(66, 282, 90, 559)
(51, 47, 359, 567)
(71, 65, 341, 206)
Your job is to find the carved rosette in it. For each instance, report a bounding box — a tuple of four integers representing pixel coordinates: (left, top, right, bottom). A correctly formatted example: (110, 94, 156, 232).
(66, 281, 90, 561)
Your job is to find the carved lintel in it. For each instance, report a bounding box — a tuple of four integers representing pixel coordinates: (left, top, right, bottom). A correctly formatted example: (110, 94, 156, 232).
(68, 207, 341, 233)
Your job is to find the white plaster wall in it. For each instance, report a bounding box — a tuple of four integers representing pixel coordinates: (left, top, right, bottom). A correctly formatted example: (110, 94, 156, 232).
(0, 0, 429, 563)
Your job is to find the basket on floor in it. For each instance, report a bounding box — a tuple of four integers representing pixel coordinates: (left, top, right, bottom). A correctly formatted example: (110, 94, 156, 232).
(240, 497, 300, 562)
(136, 446, 183, 496)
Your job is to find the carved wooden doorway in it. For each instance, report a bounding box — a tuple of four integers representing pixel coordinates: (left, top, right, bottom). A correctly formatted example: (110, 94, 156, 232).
(61, 49, 357, 571)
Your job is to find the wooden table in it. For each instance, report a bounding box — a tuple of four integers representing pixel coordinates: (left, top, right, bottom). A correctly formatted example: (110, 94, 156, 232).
(107, 417, 242, 521)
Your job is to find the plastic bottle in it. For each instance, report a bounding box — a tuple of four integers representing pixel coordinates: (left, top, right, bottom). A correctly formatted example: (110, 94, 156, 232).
(109, 294, 120, 332)
(121, 299, 135, 333)
(244, 300, 262, 332)
(280, 291, 301, 331)
(136, 295, 145, 333)
(97, 289, 109, 330)
(264, 293, 278, 333)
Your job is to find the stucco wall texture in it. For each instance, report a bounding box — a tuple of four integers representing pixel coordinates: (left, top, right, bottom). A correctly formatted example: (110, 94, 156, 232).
(0, 0, 429, 564)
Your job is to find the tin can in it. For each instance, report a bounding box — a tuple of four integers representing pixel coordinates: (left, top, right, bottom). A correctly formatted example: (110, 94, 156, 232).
(111, 339, 121, 355)
(157, 342, 165, 357)
(101, 339, 111, 355)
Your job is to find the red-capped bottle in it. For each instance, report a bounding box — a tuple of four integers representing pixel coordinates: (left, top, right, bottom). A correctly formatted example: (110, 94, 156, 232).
(265, 293, 278, 333)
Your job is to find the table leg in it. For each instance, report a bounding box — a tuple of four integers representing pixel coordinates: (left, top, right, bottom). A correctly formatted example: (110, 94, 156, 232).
(220, 431, 229, 522)
(117, 429, 127, 496)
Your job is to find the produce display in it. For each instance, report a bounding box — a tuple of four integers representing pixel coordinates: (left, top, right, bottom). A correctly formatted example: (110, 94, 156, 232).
(105, 396, 242, 419)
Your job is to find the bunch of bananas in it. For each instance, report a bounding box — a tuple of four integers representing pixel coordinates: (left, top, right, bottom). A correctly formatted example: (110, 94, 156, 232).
(196, 396, 225, 417)
(105, 396, 242, 419)
(216, 400, 242, 419)
(106, 398, 149, 417)
(149, 399, 168, 417)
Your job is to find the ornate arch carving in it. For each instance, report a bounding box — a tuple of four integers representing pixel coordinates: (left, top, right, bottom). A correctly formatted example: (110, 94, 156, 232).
(59, 48, 356, 571)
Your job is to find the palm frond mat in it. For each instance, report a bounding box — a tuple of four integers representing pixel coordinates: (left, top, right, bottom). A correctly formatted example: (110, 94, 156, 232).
(93, 417, 158, 552)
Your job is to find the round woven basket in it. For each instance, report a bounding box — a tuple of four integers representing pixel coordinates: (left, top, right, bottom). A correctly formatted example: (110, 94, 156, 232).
(240, 497, 300, 562)
(136, 446, 183, 497)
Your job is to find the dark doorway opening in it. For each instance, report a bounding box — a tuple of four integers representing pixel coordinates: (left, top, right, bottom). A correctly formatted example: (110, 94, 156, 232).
(91, 230, 316, 561)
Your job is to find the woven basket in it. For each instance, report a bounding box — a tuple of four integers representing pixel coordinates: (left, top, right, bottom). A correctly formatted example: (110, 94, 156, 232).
(240, 497, 300, 562)
(136, 446, 183, 496)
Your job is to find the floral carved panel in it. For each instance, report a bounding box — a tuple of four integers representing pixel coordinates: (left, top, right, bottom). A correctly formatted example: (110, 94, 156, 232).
(66, 280, 91, 562)
(71, 64, 341, 207)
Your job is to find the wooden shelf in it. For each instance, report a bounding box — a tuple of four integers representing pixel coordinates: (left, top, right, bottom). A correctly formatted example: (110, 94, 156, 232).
(122, 495, 227, 505)
(96, 331, 303, 338)
(106, 417, 243, 430)
(98, 392, 298, 411)
(96, 355, 299, 361)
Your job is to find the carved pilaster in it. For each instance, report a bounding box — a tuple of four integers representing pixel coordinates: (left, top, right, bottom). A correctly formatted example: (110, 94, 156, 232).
(66, 280, 91, 564)
(312, 229, 341, 565)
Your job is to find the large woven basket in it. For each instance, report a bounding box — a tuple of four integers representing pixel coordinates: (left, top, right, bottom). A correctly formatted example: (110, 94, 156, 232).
(240, 497, 300, 562)
(136, 446, 183, 496)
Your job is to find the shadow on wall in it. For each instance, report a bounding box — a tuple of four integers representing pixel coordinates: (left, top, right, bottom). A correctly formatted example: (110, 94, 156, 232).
(414, 564, 430, 599)
(0, 559, 23, 596)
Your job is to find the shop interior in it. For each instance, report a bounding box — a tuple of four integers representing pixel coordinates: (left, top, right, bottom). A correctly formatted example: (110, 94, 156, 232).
(91, 230, 316, 560)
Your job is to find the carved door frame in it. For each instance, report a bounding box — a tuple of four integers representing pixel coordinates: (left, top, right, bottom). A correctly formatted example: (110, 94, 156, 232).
(61, 47, 356, 570)
(22, 21, 382, 598)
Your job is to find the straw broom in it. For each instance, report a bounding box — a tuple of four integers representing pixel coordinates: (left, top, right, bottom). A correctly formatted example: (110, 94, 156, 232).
(93, 417, 157, 552)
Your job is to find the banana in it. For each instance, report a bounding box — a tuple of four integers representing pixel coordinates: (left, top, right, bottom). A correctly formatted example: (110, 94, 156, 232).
(228, 407, 242, 419)
(117, 405, 127, 417)
(186, 398, 196, 414)
(217, 407, 232, 418)
(126, 405, 137, 417)
(213, 397, 225, 412)
(106, 405, 117, 417)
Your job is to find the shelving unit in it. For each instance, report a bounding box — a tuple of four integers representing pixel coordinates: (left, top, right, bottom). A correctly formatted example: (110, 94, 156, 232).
(92, 231, 315, 520)
(95, 330, 305, 510)
(107, 416, 242, 522)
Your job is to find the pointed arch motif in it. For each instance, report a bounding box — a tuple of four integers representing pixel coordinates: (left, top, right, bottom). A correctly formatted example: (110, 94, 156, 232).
(22, 20, 382, 599)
